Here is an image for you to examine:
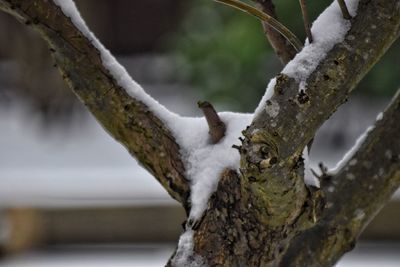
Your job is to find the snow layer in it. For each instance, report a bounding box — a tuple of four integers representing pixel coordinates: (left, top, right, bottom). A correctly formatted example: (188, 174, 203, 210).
(52, 0, 252, 222)
(329, 126, 373, 174)
(255, 0, 360, 116)
(173, 113, 252, 220)
(52, 0, 362, 261)
(171, 230, 205, 267)
(282, 0, 359, 90)
(302, 146, 319, 187)
(254, 78, 277, 115)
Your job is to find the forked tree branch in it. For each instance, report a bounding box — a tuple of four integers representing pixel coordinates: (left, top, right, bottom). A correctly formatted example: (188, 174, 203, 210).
(0, 0, 399, 265)
(282, 90, 400, 267)
(0, 0, 190, 210)
(240, 0, 400, 232)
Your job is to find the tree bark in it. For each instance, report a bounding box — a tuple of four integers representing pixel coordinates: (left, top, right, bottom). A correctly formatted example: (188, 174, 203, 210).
(0, 0, 399, 266)
(0, 0, 190, 211)
(178, 0, 400, 265)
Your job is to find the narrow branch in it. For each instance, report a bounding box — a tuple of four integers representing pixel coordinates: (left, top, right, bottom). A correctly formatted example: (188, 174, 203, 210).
(252, 0, 298, 64)
(0, 0, 190, 209)
(337, 0, 352, 20)
(299, 0, 313, 43)
(282, 90, 400, 266)
(214, 0, 303, 52)
(198, 101, 226, 143)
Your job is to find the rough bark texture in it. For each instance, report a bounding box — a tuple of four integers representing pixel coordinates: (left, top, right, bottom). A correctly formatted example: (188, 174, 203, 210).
(0, 0, 399, 266)
(0, 0, 190, 210)
(282, 91, 400, 266)
(188, 0, 400, 265)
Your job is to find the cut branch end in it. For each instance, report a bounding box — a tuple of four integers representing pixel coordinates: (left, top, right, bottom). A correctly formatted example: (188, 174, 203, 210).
(198, 101, 226, 143)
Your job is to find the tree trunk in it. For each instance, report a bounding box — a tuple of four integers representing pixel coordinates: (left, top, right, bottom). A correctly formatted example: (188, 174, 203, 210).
(0, 0, 399, 266)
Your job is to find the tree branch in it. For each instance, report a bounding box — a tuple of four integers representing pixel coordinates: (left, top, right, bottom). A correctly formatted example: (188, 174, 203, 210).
(337, 0, 352, 20)
(252, 0, 298, 64)
(214, 0, 303, 52)
(299, 0, 313, 43)
(240, 0, 399, 236)
(0, 0, 190, 209)
(282, 90, 400, 267)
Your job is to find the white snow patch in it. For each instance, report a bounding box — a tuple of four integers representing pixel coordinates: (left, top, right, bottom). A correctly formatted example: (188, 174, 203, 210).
(302, 146, 319, 187)
(254, 78, 277, 115)
(254, 0, 359, 115)
(282, 0, 359, 90)
(52, 0, 253, 221)
(329, 126, 373, 174)
(52, 0, 177, 124)
(174, 113, 252, 220)
(171, 230, 205, 267)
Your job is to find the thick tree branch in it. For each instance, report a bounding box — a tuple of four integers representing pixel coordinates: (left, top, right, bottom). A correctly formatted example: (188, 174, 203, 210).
(235, 0, 400, 258)
(185, 2, 400, 265)
(252, 0, 298, 64)
(282, 90, 400, 267)
(0, 0, 190, 209)
(241, 0, 399, 214)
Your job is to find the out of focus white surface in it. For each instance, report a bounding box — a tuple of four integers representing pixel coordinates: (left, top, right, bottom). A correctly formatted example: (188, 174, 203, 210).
(0, 72, 399, 265)
(1, 94, 398, 207)
(0, 243, 399, 267)
(0, 103, 175, 207)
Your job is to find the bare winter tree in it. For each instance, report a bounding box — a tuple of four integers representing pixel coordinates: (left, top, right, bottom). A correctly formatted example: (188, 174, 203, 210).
(0, 0, 398, 266)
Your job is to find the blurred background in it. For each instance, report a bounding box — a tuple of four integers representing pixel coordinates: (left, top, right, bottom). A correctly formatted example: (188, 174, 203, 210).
(0, 0, 399, 266)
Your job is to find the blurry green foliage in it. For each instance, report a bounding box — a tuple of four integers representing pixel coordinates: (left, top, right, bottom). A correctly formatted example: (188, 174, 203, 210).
(166, 0, 399, 112)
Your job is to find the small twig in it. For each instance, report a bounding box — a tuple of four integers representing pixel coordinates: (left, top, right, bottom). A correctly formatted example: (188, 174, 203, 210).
(214, 0, 303, 52)
(198, 101, 226, 144)
(299, 0, 313, 43)
(337, 0, 351, 20)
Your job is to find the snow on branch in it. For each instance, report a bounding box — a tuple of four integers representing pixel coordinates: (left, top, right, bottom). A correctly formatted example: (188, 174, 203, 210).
(281, 0, 359, 91)
(255, 0, 360, 116)
(0, 0, 255, 222)
(51, 0, 257, 221)
(284, 90, 400, 267)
